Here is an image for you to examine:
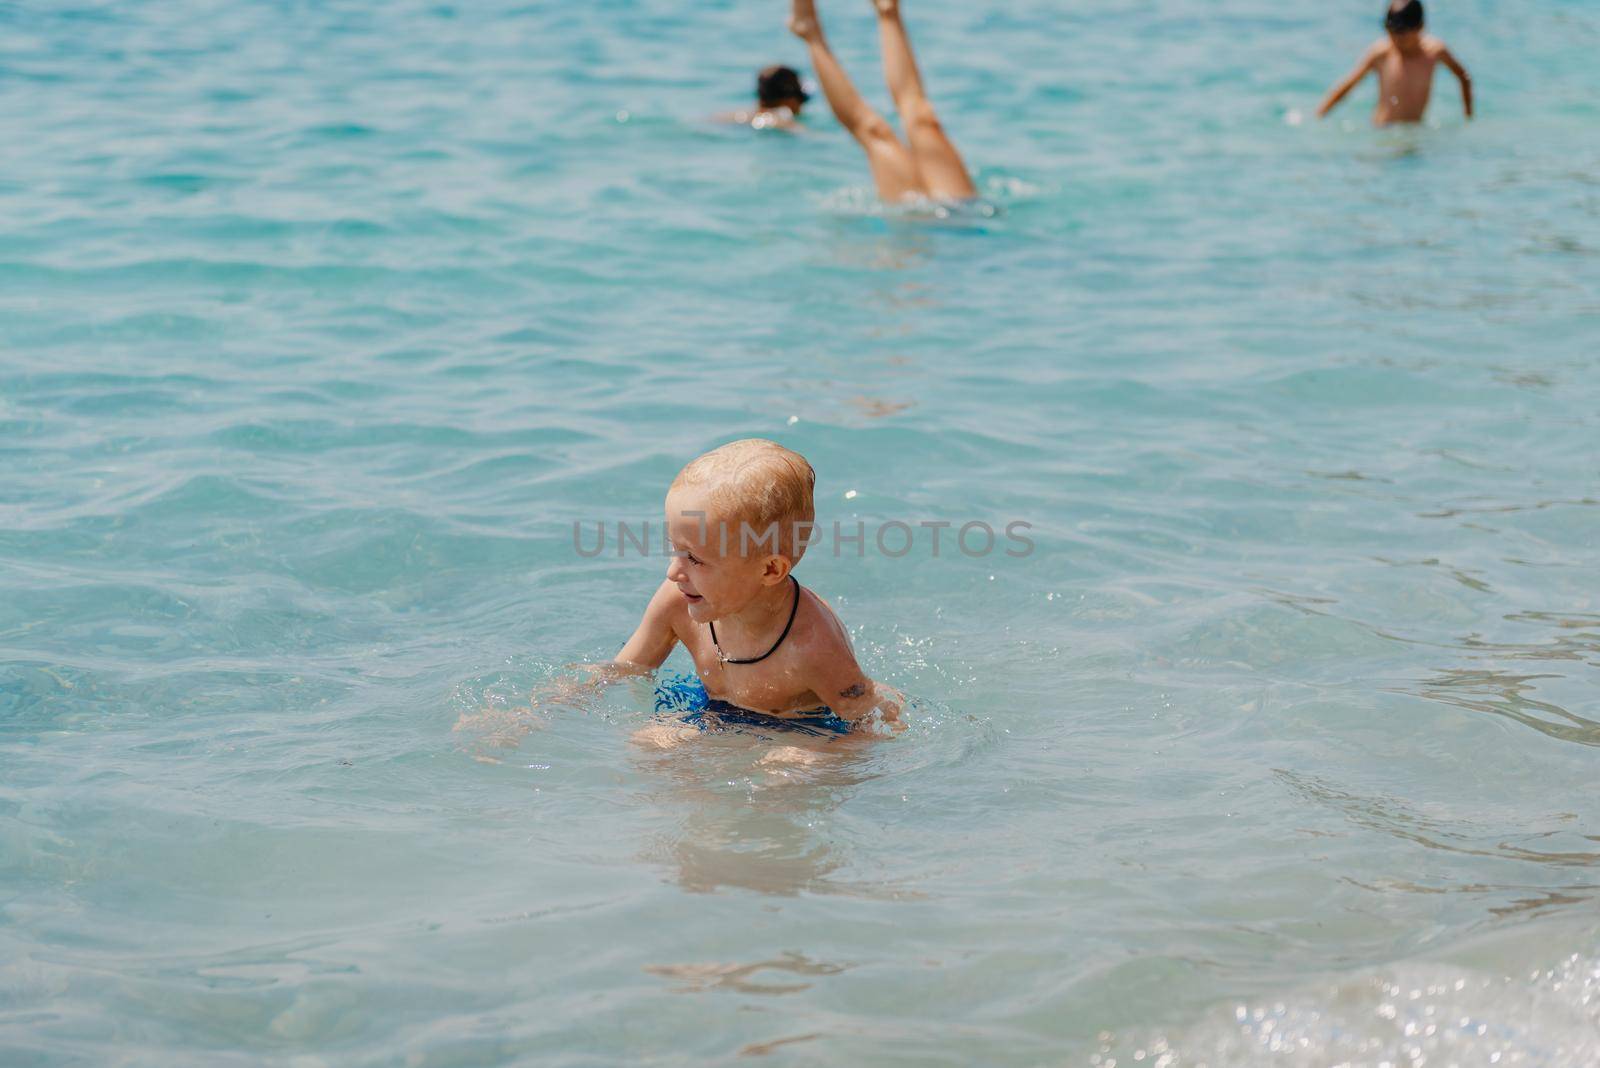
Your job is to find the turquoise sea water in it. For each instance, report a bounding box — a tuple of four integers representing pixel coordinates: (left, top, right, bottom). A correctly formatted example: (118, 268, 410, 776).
(3, 0, 1599, 1063)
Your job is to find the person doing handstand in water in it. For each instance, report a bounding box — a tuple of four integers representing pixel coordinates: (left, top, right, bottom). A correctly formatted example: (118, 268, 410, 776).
(788, 0, 976, 203)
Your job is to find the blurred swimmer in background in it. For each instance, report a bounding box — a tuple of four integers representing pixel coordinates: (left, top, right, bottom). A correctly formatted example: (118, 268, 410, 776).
(1318, 0, 1472, 125)
(721, 64, 811, 130)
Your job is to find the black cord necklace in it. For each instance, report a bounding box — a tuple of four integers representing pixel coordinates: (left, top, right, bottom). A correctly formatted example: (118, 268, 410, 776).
(710, 577, 800, 665)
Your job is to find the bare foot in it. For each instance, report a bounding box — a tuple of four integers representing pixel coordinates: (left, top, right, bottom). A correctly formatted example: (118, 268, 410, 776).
(632, 719, 702, 751)
(758, 745, 826, 767)
(789, 0, 821, 41)
(873, 0, 899, 17)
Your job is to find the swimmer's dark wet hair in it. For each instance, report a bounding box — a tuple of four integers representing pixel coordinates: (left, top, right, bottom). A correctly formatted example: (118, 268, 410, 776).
(1385, 0, 1424, 33)
(756, 65, 809, 108)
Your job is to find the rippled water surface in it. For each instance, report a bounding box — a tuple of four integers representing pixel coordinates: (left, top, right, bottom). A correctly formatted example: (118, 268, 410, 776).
(3, 0, 1598, 1064)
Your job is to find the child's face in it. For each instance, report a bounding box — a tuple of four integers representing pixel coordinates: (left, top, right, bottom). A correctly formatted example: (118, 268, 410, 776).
(664, 487, 787, 623)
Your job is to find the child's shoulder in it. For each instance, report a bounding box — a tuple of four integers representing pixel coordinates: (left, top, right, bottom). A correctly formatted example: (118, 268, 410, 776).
(784, 583, 866, 692)
(790, 583, 856, 659)
(1421, 34, 1452, 57)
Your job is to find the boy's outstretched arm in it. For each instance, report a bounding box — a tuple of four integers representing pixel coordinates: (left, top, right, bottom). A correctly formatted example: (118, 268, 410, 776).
(454, 583, 678, 748)
(1317, 44, 1379, 118)
(1439, 47, 1472, 119)
(615, 579, 682, 670)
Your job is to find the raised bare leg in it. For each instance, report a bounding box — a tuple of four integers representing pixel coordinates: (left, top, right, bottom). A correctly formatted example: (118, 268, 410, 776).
(872, 0, 976, 200)
(790, 0, 926, 202)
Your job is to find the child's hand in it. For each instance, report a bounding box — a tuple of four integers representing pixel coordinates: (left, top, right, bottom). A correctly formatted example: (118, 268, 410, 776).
(454, 662, 633, 754)
(868, 684, 908, 734)
(872, 0, 900, 18)
(453, 700, 548, 753)
(870, 705, 908, 735)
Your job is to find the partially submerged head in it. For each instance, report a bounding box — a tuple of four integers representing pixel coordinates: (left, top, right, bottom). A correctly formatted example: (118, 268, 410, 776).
(664, 439, 816, 622)
(1384, 0, 1424, 48)
(756, 64, 809, 114)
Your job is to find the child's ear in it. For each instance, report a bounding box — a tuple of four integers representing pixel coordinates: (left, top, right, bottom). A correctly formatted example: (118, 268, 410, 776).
(762, 556, 793, 584)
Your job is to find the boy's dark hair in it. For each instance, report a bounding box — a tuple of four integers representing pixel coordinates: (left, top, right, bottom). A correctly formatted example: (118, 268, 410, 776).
(1385, 0, 1424, 32)
(756, 65, 809, 107)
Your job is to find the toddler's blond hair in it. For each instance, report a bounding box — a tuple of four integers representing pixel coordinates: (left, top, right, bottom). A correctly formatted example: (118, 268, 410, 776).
(671, 439, 816, 562)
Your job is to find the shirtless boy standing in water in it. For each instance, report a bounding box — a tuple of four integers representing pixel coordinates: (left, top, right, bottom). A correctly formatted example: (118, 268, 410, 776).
(788, 0, 976, 202)
(1318, 0, 1472, 126)
(458, 441, 902, 756)
(618, 440, 901, 748)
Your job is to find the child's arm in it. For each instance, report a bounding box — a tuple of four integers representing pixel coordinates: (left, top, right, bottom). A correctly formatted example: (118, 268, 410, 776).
(1438, 46, 1473, 119)
(494, 581, 679, 710)
(614, 579, 683, 670)
(804, 642, 903, 729)
(455, 582, 679, 747)
(1317, 44, 1380, 118)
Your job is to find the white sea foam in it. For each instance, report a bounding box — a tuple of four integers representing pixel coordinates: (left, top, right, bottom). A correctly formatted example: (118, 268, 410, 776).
(1094, 924, 1600, 1067)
